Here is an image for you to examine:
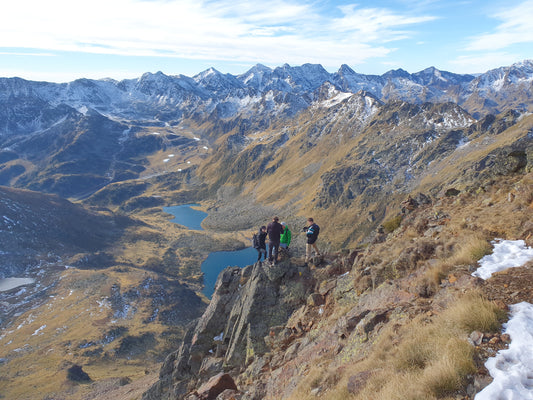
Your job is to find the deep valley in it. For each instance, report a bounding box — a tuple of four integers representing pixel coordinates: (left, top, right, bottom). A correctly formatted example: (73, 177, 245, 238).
(0, 60, 532, 399)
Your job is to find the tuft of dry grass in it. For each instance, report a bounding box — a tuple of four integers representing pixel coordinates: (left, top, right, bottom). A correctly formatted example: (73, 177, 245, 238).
(420, 339, 476, 397)
(444, 290, 507, 333)
(447, 235, 492, 266)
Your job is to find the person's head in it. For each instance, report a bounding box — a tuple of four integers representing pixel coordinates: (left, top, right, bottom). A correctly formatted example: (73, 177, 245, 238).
(273, 216, 279, 222)
(281, 222, 286, 227)
(307, 217, 314, 225)
(260, 225, 266, 232)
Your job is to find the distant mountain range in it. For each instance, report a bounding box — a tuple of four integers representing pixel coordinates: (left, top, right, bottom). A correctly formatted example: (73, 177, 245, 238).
(0, 60, 532, 201)
(1, 60, 532, 134)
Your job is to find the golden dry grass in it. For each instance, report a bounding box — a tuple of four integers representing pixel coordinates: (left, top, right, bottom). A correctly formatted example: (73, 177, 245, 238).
(0, 267, 177, 400)
(287, 284, 504, 400)
(446, 235, 492, 267)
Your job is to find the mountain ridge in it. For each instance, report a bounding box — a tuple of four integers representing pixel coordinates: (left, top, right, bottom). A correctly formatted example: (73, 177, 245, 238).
(1, 60, 532, 128)
(1, 59, 533, 400)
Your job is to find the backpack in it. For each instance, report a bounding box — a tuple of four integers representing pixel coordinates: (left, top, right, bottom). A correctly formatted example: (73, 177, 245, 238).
(252, 233, 259, 249)
(307, 224, 320, 238)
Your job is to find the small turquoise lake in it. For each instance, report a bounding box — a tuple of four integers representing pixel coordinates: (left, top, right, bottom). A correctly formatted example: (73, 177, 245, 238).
(200, 247, 257, 298)
(164, 204, 256, 298)
(163, 204, 208, 230)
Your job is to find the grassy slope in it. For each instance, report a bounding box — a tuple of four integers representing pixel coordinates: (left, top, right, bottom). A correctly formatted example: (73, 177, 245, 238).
(252, 171, 531, 400)
(197, 104, 533, 248)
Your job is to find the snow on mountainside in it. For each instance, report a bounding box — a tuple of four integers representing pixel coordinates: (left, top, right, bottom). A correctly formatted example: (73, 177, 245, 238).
(469, 60, 533, 92)
(0, 60, 532, 136)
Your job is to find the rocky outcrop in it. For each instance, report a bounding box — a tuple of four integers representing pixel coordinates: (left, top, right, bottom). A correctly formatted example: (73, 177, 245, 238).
(143, 260, 315, 400)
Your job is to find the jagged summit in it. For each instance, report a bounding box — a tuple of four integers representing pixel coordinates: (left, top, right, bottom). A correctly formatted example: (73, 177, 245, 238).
(338, 63, 356, 74)
(382, 67, 411, 79)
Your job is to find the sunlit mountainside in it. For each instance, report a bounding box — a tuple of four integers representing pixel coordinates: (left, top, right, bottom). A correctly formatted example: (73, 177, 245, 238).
(0, 60, 532, 399)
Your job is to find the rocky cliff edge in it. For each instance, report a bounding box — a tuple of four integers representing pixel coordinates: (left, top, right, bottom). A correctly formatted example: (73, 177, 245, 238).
(143, 254, 318, 400)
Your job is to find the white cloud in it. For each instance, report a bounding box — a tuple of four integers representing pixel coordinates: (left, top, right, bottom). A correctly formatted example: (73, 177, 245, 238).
(333, 5, 437, 42)
(0, 0, 435, 69)
(449, 52, 524, 73)
(465, 0, 533, 51)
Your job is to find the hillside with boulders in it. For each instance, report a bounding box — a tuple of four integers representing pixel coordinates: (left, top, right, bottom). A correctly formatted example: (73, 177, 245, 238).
(142, 170, 533, 400)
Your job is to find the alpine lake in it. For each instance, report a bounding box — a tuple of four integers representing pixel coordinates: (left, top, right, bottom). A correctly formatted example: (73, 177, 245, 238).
(163, 204, 256, 298)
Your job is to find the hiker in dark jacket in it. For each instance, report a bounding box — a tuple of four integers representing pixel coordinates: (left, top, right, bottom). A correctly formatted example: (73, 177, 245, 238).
(253, 226, 267, 262)
(267, 216, 284, 264)
(303, 217, 321, 263)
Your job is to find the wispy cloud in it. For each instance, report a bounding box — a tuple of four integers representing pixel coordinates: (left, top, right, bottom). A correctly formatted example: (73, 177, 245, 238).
(0, 51, 54, 56)
(332, 5, 437, 42)
(0, 0, 435, 69)
(465, 0, 533, 51)
(450, 52, 522, 73)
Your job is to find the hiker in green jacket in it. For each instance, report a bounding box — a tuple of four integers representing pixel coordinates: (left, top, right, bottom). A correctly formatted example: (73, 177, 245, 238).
(280, 222, 292, 249)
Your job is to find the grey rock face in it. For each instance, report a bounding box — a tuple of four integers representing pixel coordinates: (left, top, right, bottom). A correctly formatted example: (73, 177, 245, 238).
(143, 260, 314, 400)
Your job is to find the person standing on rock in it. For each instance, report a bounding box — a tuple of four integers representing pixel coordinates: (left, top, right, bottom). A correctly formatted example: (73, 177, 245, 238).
(303, 217, 321, 264)
(267, 216, 284, 265)
(253, 226, 267, 263)
(280, 222, 292, 250)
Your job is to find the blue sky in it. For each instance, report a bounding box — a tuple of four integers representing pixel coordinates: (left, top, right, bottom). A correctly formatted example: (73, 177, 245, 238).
(1, 0, 532, 82)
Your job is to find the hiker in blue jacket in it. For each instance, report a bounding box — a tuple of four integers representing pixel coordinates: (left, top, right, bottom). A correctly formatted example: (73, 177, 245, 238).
(303, 217, 321, 263)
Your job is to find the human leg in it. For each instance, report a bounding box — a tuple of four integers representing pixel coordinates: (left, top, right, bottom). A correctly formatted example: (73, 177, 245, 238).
(305, 243, 312, 262)
(272, 242, 280, 263)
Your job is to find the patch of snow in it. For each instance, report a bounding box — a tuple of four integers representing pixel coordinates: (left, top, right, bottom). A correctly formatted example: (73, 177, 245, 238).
(214, 332, 224, 341)
(203, 146, 209, 150)
(475, 302, 533, 400)
(194, 137, 200, 141)
(97, 299, 110, 310)
(457, 138, 470, 148)
(163, 159, 170, 163)
(168, 154, 175, 157)
(152, 132, 161, 135)
(471, 238, 533, 399)
(320, 92, 353, 108)
(32, 325, 46, 336)
(472, 239, 533, 280)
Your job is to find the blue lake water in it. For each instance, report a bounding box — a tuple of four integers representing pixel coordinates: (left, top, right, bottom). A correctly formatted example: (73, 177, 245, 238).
(201, 247, 257, 298)
(163, 203, 256, 298)
(163, 203, 207, 230)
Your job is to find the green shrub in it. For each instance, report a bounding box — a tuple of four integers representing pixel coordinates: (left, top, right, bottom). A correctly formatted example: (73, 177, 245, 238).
(382, 215, 403, 233)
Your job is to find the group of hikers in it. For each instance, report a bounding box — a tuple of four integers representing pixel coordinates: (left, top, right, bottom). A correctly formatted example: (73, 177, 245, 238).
(253, 216, 320, 265)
